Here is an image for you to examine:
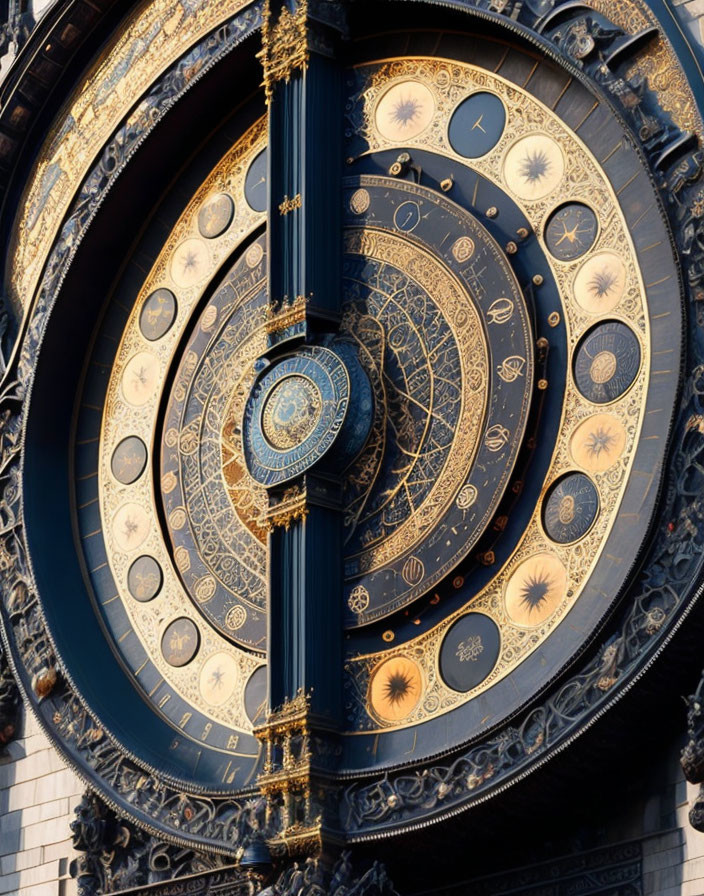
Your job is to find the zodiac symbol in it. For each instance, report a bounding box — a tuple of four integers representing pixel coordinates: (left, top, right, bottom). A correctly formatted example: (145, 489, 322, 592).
(348, 585, 370, 614)
(402, 556, 425, 586)
(195, 577, 217, 603)
(456, 635, 484, 663)
(226, 605, 247, 630)
(496, 355, 526, 383)
(350, 188, 370, 215)
(170, 630, 192, 652)
(486, 297, 514, 324)
(485, 424, 510, 452)
(456, 484, 478, 509)
(451, 236, 475, 263)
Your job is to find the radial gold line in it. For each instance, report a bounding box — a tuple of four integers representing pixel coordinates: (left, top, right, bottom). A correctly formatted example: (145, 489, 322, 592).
(616, 171, 639, 195)
(574, 101, 599, 131)
(493, 46, 510, 72)
(522, 61, 539, 87)
(551, 77, 572, 110)
(599, 141, 622, 163)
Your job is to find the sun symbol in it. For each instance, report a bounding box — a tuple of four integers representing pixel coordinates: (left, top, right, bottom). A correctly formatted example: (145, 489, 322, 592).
(519, 569, 553, 613)
(209, 666, 225, 690)
(383, 669, 415, 706)
(588, 266, 619, 299)
(390, 95, 422, 128)
(181, 250, 199, 273)
(585, 425, 617, 458)
(519, 148, 551, 184)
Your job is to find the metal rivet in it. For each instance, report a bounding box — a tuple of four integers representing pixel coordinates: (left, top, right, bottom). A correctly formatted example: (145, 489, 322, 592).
(486, 206, 498, 218)
(538, 379, 548, 390)
(533, 274, 544, 286)
(548, 311, 560, 327)
(382, 630, 395, 642)
(506, 241, 518, 254)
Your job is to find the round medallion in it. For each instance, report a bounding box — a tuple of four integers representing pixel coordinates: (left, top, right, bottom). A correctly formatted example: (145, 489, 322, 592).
(170, 238, 209, 288)
(199, 652, 239, 706)
(161, 618, 200, 667)
(111, 436, 147, 485)
(439, 613, 501, 692)
(127, 556, 163, 602)
(261, 375, 323, 450)
(569, 414, 627, 472)
(244, 149, 267, 212)
(573, 253, 627, 314)
(545, 203, 598, 261)
(369, 655, 422, 723)
(448, 91, 505, 158)
(121, 352, 159, 406)
(573, 321, 641, 403)
(375, 80, 435, 142)
(543, 473, 599, 544)
(505, 553, 567, 627)
(139, 288, 177, 341)
(112, 503, 150, 552)
(197, 192, 234, 238)
(504, 134, 564, 200)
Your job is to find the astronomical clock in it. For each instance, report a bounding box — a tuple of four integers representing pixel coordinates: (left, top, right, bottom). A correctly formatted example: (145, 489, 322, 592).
(2, 0, 704, 891)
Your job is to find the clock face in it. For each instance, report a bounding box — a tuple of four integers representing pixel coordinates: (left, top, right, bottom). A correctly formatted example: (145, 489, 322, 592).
(7, 4, 695, 852)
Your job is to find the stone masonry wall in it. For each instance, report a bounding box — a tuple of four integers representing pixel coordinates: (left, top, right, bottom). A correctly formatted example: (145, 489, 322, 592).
(0, 705, 82, 896)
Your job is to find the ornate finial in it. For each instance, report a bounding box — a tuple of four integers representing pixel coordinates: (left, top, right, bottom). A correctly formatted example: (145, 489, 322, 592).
(258, 0, 309, 105)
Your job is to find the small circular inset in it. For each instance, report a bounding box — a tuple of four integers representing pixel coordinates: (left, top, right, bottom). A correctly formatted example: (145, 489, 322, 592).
(448, 92, 505, 158)
(504, 134, 564, 200)
(505, 552, 567, 627)
(111, 437, 147, 485)
(245, 666, 268, 725)
(245, 149, 267, 212)
(350, 188, 370, 215)
(225, 605, 247, 630)
(573, 252, 627, 314)
(393, 200, 421, 232)
(113, 503, 150, 552)
(139, 289, 177, 341)
(369, 655, 422, 723)
(261, 375, 323, 450)
(121, 352, 159, 406)
(127, 556, 163, 602)
(161, 618, 200, 667)
(401, 556, 424, 586)
(348, 585, 370, 614)
(246, 242, 264, 268)
(375, 80, 435, 142)
(439, 613, 501, 692)
(199, 651, 239, 706)
(545, 203, 598, 261)
(543, 473, 599, 544)
(170, 238, 209, 288)
(198, 192, 235, 239)
(570, 413, 627, 472)
(574, 321, 641, 404)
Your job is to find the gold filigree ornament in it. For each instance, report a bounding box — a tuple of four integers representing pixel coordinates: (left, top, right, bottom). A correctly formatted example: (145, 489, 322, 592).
(258, 0, 309, 105)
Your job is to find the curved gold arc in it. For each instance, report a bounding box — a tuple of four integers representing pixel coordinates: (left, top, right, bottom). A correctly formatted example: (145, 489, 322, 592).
(8, 0, 254, 320)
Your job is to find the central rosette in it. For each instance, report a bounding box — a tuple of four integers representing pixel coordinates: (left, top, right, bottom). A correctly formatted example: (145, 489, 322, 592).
(261, 375, 323, 450)
(243, 344, 373, 487)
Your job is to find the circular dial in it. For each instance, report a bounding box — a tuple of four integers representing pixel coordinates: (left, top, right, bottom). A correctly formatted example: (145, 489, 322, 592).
(8, 5, 690, 851)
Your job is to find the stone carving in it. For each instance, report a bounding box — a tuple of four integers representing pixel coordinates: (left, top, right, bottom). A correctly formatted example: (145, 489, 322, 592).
(69, 790, 235, 895)
(0, 645, 19, 749)
(260, 851, 397, 896)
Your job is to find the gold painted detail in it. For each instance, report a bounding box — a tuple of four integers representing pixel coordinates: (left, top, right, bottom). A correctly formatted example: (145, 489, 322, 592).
(261, 375, 323, 450)
(266, 294, 307, 334)
(278, 193, 302, 215)
(255, 691, 322, 858)
(258, 0, 309, 105)
(261, 485, 309, 531)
